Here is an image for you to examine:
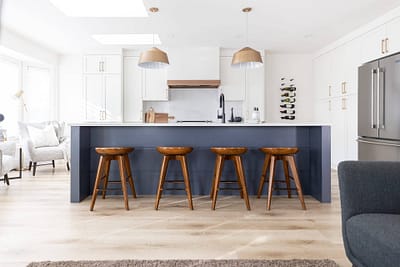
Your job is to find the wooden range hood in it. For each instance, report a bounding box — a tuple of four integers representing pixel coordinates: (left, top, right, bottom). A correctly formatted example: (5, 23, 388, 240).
(167, 80, 220, 88)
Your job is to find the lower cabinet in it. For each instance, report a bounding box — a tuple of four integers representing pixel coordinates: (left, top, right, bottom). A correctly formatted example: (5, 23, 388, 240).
(315, 95, 357, 169)
(84, 74, 122, 122)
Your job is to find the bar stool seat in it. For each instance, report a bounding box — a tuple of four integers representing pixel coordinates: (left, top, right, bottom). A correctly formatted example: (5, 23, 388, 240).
(257, 147, 306, 210)
(210, 147, 250, 210)
(90, 147, 136, 211)
(155, 146, 194, 210)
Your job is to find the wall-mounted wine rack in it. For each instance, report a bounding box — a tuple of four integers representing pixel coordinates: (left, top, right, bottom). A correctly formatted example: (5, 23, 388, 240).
(280, 77, 296, 120)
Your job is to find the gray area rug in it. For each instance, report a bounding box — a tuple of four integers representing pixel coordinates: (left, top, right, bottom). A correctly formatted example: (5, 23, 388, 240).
(27, 259, 339, 267)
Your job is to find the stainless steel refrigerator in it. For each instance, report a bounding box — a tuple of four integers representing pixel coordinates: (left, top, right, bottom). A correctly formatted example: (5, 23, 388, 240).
(358, 53, 400, 160)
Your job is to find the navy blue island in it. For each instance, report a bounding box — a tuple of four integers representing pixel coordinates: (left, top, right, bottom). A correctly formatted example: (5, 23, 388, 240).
(70, 123, 331, 203)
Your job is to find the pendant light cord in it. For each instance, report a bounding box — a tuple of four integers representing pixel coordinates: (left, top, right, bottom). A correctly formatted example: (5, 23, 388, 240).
(246, 10, 249, 45)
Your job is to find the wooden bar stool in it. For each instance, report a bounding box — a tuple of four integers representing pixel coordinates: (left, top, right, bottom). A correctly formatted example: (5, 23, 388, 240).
(210, 147, 251, 210)
(90, 147, 136, 211)
(257, 147, 306, 210)
(155, 146, 194, 210)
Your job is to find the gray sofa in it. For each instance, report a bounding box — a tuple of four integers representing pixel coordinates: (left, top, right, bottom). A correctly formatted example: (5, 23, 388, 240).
(338, 161, 400, 267)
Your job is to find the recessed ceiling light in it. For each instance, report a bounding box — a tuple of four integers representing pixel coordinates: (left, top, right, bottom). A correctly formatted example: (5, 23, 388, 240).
(92, 34, 162, 45)
(49, 0, 148, 17)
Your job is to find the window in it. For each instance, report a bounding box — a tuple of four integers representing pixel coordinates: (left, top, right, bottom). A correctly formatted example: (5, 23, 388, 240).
(0, 57, 21, 136)
(23, 65, 52, 122)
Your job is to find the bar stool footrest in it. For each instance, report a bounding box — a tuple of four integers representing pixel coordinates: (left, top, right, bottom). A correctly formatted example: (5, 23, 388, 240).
(165, 179, 185, 183)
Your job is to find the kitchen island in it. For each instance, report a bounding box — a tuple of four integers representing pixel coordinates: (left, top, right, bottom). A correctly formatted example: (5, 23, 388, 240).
(70, 123, 331, 203)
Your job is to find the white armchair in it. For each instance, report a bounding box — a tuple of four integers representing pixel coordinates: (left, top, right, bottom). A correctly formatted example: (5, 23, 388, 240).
(0, 141, 20, 185)
(18, 121, 70, 176)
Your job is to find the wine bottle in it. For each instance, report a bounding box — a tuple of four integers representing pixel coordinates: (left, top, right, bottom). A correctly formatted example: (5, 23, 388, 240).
(280, 104, 295, 108)
(280, 86, 296, 92)
(281, 98, 296, 103)
(281, 115, 295, 120)
(280, 110, 296, 114)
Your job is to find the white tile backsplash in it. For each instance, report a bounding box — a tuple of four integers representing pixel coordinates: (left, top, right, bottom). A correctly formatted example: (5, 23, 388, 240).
(143, 89, 243, 122)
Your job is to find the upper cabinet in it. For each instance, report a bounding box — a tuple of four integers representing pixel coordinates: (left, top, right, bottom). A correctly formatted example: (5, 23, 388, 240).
(167, 47, 220, 80)
(361, 17, 400, 63)
(220, 56, 245, 101)
(83, 55, 122, 74)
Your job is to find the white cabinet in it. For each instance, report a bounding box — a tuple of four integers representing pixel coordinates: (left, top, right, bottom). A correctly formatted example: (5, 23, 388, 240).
(360, 17, 400, 63)
(123, 57, 143, 122)
(143, 68, 168, 101)
(313, 52, 332, 100)
(220, 57, 245, 101)
(83, 55, 121, 74)
(84, 74, 122, 121)
(385, 17, 400, 56)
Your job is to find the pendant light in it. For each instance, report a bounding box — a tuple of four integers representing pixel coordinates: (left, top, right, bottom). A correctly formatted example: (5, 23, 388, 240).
(138, 7, 169, 69)
(231, 7, 263, 69)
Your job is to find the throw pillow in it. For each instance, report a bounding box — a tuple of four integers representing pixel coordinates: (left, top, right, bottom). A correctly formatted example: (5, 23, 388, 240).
(27, 124, 59, 148)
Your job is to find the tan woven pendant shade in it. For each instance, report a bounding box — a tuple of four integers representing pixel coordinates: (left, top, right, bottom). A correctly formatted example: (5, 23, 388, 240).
(231, 47, 263, 69)
(138, 47, 169, 69)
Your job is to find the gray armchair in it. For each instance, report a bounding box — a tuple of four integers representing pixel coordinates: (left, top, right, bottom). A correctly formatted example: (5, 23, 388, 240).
(338, 161, 400, 267)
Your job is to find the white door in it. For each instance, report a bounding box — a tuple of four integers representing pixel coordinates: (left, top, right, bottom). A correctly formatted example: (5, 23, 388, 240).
(360, 25, 386, 64)
(104, 74, 122, 121)
(343, 39, 362, 95)
(345, 94, 358, 160)
(104, 55, 122, 74)
(83, 55, 103, 73)
(143, 69, 168, 101)
(220, 57, 246, 101)
(85, 74, 104, 121)
(385, 17, 400, 56)
(123, 57, 143, 122)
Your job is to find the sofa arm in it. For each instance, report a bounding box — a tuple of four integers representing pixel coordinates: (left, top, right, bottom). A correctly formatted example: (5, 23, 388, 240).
(0, 141, 17, 157)
(338, 161, 400, 222)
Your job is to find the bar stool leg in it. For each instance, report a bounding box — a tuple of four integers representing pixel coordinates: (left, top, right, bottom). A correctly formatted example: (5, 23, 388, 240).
(155, 156, 169, 210)
(233, 157, 244, 199)
(178, 155, 194, 210)
(267, 155, 277, 210)
(102, 158, 111, 199)
(257, 153, 271, 198)
(117, 155, 129, 210)
(286, 156, 306, 210)
(233, 156, 251, 211)
(282, 159, 292, 198)
(90, 155, 106, 211)
(210, 156, 219, 199)
(211, 155, 224, 210)
(123, 155, 137, 198)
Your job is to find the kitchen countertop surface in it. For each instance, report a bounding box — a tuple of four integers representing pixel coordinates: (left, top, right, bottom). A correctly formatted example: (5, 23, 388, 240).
(70, 122, 331, 127)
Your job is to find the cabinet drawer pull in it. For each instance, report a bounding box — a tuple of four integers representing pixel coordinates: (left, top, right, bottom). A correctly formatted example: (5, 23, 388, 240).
(381, 39, 386, 54)
(328, 85, 331, 97)
(342, 98, 347, 110)
(385, 38, 389, 53)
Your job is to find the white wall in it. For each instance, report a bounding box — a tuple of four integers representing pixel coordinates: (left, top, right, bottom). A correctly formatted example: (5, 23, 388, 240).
(58, 55, 84, 125)
(265, 53, 313, 122)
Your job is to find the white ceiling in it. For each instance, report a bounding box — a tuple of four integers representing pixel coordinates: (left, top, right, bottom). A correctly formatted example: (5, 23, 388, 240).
(2, 0, 400, 55)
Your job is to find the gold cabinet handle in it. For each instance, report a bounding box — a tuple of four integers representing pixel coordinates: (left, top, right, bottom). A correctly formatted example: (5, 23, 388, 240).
(328, 100, 331, 111)
(381, 39, 385, 54)
(328, 85, 331, 97)
(385, 38, 389, 53)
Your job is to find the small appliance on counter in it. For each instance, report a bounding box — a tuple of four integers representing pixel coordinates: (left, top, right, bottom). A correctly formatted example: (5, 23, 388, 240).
(216, 93, 225, 123)
(228, 107, 242, 123)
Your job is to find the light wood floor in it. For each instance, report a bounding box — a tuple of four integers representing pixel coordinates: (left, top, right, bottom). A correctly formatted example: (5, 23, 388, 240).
(0, 163, 351, 267)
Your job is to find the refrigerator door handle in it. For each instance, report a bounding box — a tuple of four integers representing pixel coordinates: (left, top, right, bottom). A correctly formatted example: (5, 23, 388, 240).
(376, 67, 380, 130)
(371, 69, 376, 129)
(357, 138, 400, 147)
(379, 68, 386, 129)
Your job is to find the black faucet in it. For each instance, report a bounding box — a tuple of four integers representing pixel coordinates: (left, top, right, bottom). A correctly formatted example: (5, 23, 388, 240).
(218, 93, 225, 123)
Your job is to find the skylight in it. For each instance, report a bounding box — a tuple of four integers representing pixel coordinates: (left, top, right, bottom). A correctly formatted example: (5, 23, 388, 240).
(49, 0, 148, 17)
(92, 34, 162, 45)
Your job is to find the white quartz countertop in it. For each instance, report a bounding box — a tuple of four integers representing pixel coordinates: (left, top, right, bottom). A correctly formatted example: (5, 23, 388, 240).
(69, 122, 331, 127)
